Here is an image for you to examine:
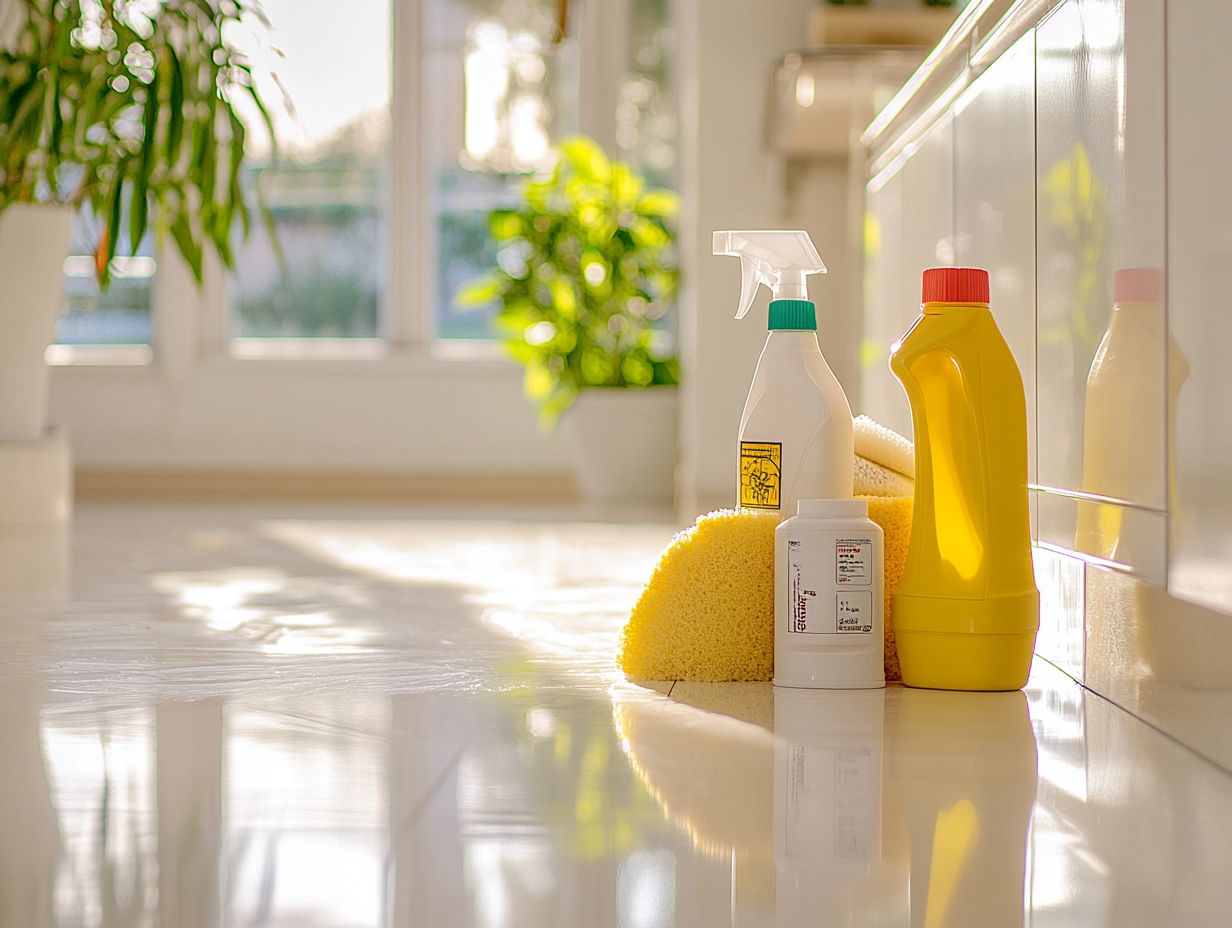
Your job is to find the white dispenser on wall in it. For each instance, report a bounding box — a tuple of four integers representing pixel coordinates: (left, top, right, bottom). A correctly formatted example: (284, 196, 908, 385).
(713, 230, 854, 520)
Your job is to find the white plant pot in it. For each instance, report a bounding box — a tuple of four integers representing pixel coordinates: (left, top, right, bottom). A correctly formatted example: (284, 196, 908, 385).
(563, 387, 679, 503)
(0, 204, 76, 525)
(0, 204, 74, 440)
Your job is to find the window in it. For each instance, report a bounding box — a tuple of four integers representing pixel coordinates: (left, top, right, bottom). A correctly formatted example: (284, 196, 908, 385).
(53, 0, 674, 353)
(229, 0, 392, 340)
(425, 0, 580, 340)
(48, 1, 676, 477)
(618, 0, 677, 187)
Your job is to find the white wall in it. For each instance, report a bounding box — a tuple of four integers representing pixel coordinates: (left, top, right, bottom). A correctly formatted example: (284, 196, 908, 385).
(676, 0, 851, 514)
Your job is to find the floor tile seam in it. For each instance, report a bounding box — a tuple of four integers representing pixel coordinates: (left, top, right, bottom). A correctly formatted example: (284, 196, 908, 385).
(1039, 655, 1232, 782)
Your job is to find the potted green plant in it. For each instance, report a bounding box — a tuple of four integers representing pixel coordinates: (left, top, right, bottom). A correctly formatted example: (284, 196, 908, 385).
(459, 137, 681, 502)
(0, 0, 271, 522)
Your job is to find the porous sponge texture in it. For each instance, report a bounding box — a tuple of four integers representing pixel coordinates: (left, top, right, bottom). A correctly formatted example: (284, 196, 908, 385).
(619, 510, 777, 682)
(855, 414, 914, 478)
(855, 456, 914, 498)
(866, 495, 912, 682)
(618, 497, 913, 682)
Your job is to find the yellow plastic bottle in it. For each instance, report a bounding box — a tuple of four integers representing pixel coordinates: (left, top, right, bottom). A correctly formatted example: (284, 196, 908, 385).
(888, 268, 1039, 691)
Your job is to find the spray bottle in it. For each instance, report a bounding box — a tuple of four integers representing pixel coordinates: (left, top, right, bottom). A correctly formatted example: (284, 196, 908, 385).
(713, 230, 854, 520)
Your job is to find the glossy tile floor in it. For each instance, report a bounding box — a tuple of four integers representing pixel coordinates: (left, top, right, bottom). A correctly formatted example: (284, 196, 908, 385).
(1, 502, 1229, 927)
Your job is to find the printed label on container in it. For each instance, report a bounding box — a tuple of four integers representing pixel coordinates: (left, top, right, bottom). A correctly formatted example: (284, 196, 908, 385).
(835, 538, 873, 585)
(788, 538, 874, 635)
(836, 591, 874, 633)
(787, 539, 818, 632)
(740, 441, 782, 510)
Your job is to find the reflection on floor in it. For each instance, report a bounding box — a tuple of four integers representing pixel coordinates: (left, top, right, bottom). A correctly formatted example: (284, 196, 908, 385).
(0, 502, 1228, 926)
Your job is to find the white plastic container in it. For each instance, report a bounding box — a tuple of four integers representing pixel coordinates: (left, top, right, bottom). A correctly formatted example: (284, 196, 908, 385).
(713, 230, 854, 519)
(774, 499, 884, 689)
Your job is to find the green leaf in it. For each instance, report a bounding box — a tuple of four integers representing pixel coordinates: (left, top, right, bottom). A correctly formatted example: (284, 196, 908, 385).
(103, 157, 131, 286)
(44, 16, 68, 189)
(456, 275, 504, 309)
(129, 73, 159, 250)
(610, 163, 641, 206)
(650, 357, 680, 386)
(524, 361, 553, 400)
(549, 277, 577, 317)
(489, 209, 523, 241)
(621, 353, 654, 387)
(629, 217, 670, 248)
(128, 172, 149, 256)
(8, 78, 44, 143)
(170, 213, 204, 283)
(243, 79, 278, 154)
(558, 136, 609, 182)
(638, 189, 678, 218)
(198, 89, 218, 207)
(165, 43, 185, 163)
(231, 169, 250, 240)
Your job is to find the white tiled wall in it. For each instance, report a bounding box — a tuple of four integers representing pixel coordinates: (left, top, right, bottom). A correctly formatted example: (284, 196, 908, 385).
(862, 168, 909, 437)
(862, 0, 1232, 772)
(860, 116, 953, 439)
(1035, 0, 1169, 585)
(1167, 0, 1232, 618)
(953, 31, 1038, 509)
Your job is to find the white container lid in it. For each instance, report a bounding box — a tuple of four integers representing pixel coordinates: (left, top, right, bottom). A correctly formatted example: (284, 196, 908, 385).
(797, 498, 867, 518)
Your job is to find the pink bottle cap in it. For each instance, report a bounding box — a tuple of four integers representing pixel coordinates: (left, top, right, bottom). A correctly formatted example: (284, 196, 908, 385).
(1114, 267, 1164, 303)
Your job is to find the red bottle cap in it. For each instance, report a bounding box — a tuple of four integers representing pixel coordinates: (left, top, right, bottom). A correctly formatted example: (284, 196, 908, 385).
(1114, 267, 1164, 303)
(921, 267, 990, 304)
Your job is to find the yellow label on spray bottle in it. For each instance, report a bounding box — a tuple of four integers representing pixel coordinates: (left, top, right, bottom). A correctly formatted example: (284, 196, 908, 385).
(740, 441, 782, 509)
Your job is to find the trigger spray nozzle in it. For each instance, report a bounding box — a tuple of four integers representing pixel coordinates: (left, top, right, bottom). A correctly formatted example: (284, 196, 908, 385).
(713, 230, 826, 319)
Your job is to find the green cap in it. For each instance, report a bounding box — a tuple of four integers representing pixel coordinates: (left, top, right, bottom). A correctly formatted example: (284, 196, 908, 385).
(768, 299, 816, 331)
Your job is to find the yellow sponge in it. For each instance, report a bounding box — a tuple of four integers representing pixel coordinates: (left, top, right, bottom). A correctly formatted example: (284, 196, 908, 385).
(866, 495, 912, 682)
(854, 414, 914, 478)
(619, 510, 778, 681)
(618, 496, 914, 682)
(855, 455, 914, 497)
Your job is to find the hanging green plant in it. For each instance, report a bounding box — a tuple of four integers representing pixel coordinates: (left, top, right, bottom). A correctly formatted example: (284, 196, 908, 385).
(458, 136, 681, 426)
(0, 0, 276, 285)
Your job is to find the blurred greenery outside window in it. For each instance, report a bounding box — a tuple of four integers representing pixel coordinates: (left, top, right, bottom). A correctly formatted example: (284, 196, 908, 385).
(56, 206, 155, 346)
(228, 0, 390, 339)
(433, 0, 676, 340)
(56, 0, 675, 346)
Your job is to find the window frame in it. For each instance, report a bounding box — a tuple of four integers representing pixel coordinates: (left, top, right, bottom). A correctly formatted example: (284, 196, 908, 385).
(60, 0, 632, 364)
(49, 0, 638, 475)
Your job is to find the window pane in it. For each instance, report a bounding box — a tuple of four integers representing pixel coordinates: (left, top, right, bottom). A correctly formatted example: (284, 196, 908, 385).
(427, 0, 580, 340)
(229, 1, 391, 339)
(56, 209, 154, 347)
(428, 0, 676, 341)
(619, 0, 676, 185)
